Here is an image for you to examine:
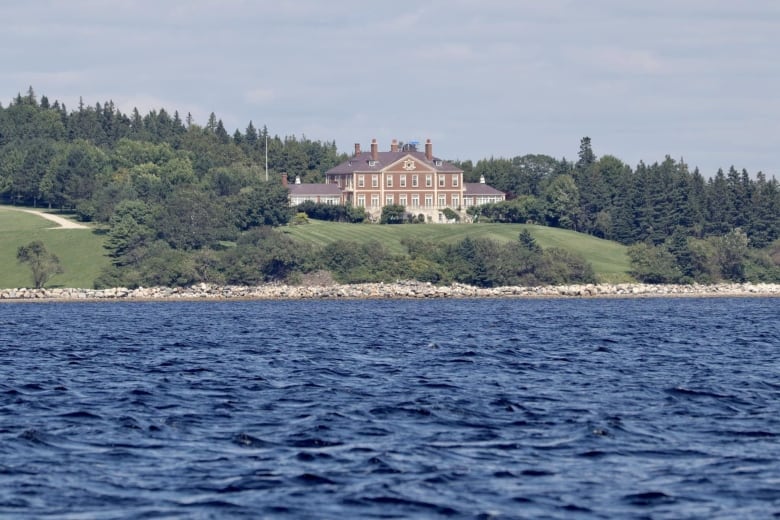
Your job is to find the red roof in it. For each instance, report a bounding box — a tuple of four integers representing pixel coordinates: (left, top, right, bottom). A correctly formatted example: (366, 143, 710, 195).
(463, 183, 504, 196)
(288, 184, 342, 196)
(326, 151, 462, 174)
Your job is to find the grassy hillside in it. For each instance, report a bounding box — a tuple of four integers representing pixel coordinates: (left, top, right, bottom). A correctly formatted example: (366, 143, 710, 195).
(0, 206, 109, 288)
(283, 220, 632, 282)
(1, 208, 632, 288)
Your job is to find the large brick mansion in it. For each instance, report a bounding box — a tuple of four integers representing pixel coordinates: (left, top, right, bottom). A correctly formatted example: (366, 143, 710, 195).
(287, 138, 505, 222)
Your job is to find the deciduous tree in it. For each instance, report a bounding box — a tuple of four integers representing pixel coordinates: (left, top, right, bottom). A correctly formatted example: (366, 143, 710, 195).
(17, 240, 64, 288)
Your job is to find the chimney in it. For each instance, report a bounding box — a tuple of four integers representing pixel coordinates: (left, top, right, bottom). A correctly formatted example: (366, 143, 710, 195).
(425, 138, 432, 161)
(295, 176, 301, 184)
(354, 143, 361, 156)
(479, 174, 486, 184)
(391, 139, 398, 152)
(371, 138, 378, 161)
(281, 172, 288, 187)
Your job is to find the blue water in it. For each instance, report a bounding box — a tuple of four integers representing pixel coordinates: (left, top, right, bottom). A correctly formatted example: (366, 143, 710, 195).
(1, 298, 779, 519)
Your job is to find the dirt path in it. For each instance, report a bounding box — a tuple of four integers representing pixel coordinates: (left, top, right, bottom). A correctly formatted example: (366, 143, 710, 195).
(2, 206, 90, 229)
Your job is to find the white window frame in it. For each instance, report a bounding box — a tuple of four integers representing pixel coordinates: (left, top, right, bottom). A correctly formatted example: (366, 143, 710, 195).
(400, 175, 406, 188)
(425, 175, 433, 188)
(386, 176, 393, 188)
(438, 194, 446, 207)
(371, 194, 380, 207)
(411, 194, 419, 208)
(386, 195, 394, 206)
(371, 175, 379, 188)
(357, 195, 366, 207)
(452, 174, 459, 187)
(357, 175, 365, 188)
(412, 175, 419, 187)
(425, 194, 433, 208)
(439, 175, 445, 188)
(399, 194, 407, 206)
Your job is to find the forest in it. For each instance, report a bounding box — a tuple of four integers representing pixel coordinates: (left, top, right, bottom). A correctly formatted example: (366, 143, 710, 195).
(1, 87, 779, 286)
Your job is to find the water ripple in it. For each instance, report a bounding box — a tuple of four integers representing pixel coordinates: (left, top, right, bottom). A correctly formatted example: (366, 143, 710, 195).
(0, 298, 778, 518)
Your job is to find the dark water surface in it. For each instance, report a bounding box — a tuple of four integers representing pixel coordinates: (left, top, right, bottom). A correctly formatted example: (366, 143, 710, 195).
(1, 298, 779, 518)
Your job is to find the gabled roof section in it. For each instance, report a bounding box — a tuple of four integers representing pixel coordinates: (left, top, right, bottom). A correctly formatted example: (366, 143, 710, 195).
(464, 183, 505, 196)
(383, 153, 435, 173)
(327, 151, 462, 175)
(288, 183, 342, 196)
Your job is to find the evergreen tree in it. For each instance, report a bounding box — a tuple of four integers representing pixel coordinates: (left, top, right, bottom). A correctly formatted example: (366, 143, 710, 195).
(575, 136, 595, 172)
(245, 121, 258, 145)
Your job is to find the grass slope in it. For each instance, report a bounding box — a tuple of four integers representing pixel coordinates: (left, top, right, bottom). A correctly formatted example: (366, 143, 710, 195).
(0, 206, 109, 289)
(283, 220, 632, 282)
(0, 209, 632, 288)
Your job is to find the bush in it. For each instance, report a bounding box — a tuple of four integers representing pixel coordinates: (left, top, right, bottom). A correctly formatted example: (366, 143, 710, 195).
(441, 207, 460, 222)
(292, 212, 309, 225)
(380, 204, 406, 224)
(627, 243, 683, 283)
(75, 201, 96, 222)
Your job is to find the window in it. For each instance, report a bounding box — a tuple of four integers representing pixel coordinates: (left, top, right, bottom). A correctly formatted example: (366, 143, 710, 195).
(438, 195, 446, 207)
(358, 175, 365, 188)
(411, 194, 419, 208)
(357, 195, 366, 207)
(412, 175, 419, 187)
(400, 175, 406, 188)
(371, 175, 378, 188)
(452, 195, 459, 208)
(425, 175, 433, 188)
(371, 194, 380, 207)
(386, 176, 393, 188)
(399, 194, 407, 206)
(386, 195, 394, 206)
(425, 195, 433, 208)
(452, 175, 459, 187)
(439, 176, 445, 187)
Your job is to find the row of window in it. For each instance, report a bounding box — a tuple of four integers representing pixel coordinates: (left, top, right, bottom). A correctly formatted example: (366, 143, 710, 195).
(356, 194, 462, 208)
(291, 195, 504, 208)
(290, 196, 340, 205)
(356, 174, 459, 189)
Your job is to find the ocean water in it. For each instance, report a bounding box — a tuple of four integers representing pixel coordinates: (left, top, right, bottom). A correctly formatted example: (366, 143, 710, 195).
(0, 297, 779, 519)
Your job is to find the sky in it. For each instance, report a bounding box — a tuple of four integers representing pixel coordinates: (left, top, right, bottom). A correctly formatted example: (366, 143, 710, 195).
(1, 0, 778, 178)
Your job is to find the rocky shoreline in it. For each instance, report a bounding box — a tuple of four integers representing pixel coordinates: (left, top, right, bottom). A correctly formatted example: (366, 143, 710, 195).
(1, 281, 779, 302)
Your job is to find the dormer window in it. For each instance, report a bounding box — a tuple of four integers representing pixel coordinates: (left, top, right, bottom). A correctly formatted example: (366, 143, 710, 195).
(368, 160, 377, 167)
(434, 160, 443, 166)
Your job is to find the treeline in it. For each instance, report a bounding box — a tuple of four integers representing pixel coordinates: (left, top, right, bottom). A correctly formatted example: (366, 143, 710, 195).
(456, 138, 780, 282)
(0, 87, 342, 212)
(96, 224, 595, 289)
(1, 88, 779, 286)
(458, 138, 780, 248)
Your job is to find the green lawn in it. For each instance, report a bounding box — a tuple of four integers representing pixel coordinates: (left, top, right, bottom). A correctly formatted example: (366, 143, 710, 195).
(0, 208, 633, 288)
(283, 220, 632, 282)
(0, 206, 109, 288)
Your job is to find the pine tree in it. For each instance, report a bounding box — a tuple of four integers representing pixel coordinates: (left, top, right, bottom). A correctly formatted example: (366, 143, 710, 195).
(206, 112, 218, 133)
(575, 136, 595, 172)
(245, 121, 258, 145)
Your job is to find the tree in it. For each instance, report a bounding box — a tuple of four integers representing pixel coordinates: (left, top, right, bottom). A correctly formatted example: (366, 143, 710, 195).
(17, 240, 64, 288)
(519, 229, 541, 253)
(714, 228, 750, 282)
(575, 136, 596, 172)
(627, 243, 683, 284)
(543, 174, 580, 229)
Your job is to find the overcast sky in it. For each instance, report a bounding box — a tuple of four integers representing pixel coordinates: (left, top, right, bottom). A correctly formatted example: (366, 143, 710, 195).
(2, 0, 778, 177)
